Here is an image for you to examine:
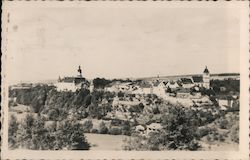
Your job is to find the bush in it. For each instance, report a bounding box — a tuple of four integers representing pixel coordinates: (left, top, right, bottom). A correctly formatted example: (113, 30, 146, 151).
(230, 123, 239, 143)
(93, 78, 111, 89)
(118, 91, 124, 98)
(219, 119, 229, 129)
(109, 127, 122, 135)
(128, 103, 144, 113)
(83, 120, 93, 133)
(47, 109, 59, 121)
(99, 122, 109, 134)
(196, 127, 210, 138)
(152, 107, 160, 114)
(91, 129, 99, 133)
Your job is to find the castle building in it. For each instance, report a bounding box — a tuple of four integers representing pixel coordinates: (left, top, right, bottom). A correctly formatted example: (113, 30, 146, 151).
(203, 66, 210, 89)
(55, 66, 89, 92)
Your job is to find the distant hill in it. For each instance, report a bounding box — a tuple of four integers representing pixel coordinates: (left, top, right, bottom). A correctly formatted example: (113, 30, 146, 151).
(137, 73, 240, 81)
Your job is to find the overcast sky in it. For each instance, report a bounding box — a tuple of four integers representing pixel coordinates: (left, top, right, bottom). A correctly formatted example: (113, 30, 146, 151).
(6, 5, 240, 84)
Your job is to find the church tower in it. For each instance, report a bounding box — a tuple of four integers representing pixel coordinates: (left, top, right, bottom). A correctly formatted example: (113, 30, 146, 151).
(77, 65, 83, 78)
(203, 66, 210, 89)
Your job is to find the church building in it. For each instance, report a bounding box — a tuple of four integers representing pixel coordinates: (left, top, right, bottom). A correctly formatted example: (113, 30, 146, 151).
(55, 66, 89, 92)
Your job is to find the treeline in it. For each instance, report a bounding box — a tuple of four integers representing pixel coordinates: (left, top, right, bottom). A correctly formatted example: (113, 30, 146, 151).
(210, 79, 239, 94)
(9, 85, 54, 113)
(9, 85, 116, 120)
(93, 78, 136, 89)
(9, 114, 90, 150)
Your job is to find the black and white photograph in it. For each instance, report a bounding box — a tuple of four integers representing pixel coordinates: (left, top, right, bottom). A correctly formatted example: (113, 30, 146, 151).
(1, 1, 249, 159)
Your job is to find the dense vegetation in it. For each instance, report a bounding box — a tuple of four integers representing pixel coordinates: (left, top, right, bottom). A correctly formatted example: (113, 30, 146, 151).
(210, 79, 239, 95)
(10, 86, 115, 120)
(8, 78, 239, 151)
(9, 114, 90, 150)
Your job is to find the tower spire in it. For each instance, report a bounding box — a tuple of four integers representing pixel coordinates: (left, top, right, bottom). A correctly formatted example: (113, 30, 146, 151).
(77, 65, 83, 77)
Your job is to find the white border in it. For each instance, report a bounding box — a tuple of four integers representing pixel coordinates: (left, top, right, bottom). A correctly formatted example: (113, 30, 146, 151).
(1, 1, 249, 159)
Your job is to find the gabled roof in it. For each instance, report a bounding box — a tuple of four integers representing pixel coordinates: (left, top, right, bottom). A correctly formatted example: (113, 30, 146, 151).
(192, 76, 203, 83)
(180, 78, 193, 84)
(177, 88, 190, 93)
(60, 77, 87, 84)
(162, 81, 168, 85)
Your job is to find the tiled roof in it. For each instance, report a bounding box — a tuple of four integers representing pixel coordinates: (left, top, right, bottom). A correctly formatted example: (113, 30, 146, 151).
(60, 77, 87, 84)
(192, 76, 203, 83)
(180, 78, 193, 84)
(177, 88, 190, 93)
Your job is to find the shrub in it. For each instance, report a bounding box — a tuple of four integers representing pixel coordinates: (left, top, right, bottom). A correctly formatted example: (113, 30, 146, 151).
(188, 139, 200, 151)
(219, 119, 229, 129)
(109, 127, 122, 135)
(152, 107, 160, 114)
(91, 129, 99, 133)
(99, 122, 109, 134)
(47, 109, 59, 121)
(83, 120, 93, 133)
(230, 123, 239, 143)
(128, 103, 144, 113)
(196, 127, 210, 138)
(118, 91, 124, 98)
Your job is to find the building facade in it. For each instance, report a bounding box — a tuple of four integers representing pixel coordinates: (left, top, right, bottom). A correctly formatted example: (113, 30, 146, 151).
(55, 66, 89, 92)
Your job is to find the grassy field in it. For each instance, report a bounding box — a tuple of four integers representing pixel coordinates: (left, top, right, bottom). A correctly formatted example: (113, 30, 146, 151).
(200, 141, 238, 151)
(85, 133, 130, 150)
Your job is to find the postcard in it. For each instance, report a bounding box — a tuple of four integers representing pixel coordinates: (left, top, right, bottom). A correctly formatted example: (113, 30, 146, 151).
(1, 1, 249, 159)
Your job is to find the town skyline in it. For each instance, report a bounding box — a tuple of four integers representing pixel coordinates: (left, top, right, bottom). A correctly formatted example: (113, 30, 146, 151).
(6, 6, 240, 84)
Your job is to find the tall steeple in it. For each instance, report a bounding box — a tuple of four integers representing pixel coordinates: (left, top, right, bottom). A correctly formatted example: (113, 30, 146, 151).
(77, 65, 83, 78)
(203, 66, 209, 74)
(203, 66, 210, 89)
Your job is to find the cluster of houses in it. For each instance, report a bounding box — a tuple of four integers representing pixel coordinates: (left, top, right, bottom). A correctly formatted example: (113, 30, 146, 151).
(53, 66, 238, 110)
(134, 123, 163, 136)
(105, 66, 211, 99)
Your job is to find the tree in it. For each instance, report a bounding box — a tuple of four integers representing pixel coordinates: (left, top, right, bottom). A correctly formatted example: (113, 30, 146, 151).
(129, 103, 144, 113)
(8, 115, 19, 149)
(93, 78, 111, 89)
(118, 91, 124, 98)
(122, 121, 131, 136)
(125, 105, 201, 151)
(83, 120, 93, 133)
(55, 120, 90, 150)
(47, 109, 59, 121)
(84, 94, 92, 106)
(30, 117, 51, 150)
(160, 106, 200, 150)
(18, 114, 35, 149)
(69, 122, 90, 150)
